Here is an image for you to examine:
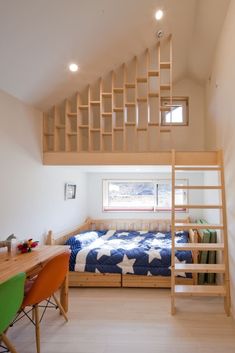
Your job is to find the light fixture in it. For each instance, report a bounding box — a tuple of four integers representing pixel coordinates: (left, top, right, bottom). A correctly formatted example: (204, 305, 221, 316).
(155, 9, 164, 21)
(69, 63, 79, 72)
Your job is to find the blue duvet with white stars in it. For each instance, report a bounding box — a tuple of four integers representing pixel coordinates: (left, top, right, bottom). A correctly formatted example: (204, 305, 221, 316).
(66, 230, 192, 277)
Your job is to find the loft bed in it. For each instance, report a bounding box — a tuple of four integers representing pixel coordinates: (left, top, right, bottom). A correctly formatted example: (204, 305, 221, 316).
(47, 217, 198, 288)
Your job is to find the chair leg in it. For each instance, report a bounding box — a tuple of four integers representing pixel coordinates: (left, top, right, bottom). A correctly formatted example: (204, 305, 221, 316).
(34, 305, 40, 353)
(52, 294, 68, 322)
(1, 333, 18, 353)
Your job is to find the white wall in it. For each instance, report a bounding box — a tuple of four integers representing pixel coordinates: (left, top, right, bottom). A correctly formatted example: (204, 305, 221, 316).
(205, 0, 235, 315)
(87, 172, 204, 220)
(171, 77, 205, 151)
(0, 90, 88, 243)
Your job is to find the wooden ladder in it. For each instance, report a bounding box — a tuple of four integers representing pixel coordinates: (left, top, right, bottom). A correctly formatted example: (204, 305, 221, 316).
(171, 150, 230, 315)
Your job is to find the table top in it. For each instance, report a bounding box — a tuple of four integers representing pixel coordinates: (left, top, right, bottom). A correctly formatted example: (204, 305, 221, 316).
(0, 245, 70, 283)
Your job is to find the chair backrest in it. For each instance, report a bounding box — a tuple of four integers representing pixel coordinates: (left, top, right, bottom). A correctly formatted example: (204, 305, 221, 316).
(22, 252, 70, 307)
(0, 272, 26, 334)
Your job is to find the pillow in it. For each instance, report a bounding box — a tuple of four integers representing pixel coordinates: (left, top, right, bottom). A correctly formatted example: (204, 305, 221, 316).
(65, 230, 106, 249)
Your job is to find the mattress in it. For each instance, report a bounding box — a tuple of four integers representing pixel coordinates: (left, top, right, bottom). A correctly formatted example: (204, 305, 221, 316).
(66, 229, 192, 277)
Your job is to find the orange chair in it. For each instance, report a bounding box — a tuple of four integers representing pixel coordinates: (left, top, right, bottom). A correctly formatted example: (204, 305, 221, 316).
(21, 252, 70, 353)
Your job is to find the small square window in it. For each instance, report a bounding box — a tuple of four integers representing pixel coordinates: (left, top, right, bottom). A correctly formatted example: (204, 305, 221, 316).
(161, 97, 189, 126)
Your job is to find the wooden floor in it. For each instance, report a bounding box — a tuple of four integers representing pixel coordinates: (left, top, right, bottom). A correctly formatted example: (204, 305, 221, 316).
(7, 288, 235, 353)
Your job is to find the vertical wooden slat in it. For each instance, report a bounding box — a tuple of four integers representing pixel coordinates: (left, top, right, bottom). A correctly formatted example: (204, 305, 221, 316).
(88, 85, 91, 151)
(171, 149, 176, 315)
(111, 70, 114, 152)
(123, 63, 127, 152)
(218, 150, 231, 315)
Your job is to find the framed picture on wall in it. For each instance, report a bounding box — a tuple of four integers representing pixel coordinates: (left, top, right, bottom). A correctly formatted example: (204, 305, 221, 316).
(65, 183, 77, 200)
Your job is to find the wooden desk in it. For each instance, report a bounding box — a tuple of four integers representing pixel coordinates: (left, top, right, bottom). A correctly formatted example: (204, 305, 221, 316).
(0, 245, 70, 312)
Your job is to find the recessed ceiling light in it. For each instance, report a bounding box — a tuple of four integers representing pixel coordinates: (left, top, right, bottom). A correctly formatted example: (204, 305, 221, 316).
(155, 9, 164, 21)
(69, 63, 79, 72)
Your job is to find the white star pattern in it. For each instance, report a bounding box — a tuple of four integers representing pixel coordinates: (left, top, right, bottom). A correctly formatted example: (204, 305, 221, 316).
(168, 257, 187, 277)
(145, 249, 162, 263)
(117, 255, 136, 274)
(96, 246, 112, 260)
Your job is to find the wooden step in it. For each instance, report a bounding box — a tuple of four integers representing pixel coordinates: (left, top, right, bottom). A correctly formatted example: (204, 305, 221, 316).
(102, 112, 112, 117)
(113, 107, 124, 112)
(175, 167, 221, 171)
(137, 97, 147, 103)
(102, 132, 112, 136)
(137, 127, 147, 131)
(113, 127, 124, 131)
(113, 88, 124, 93)
(90, 128, 100, 132)
(102, 92, 112, 97)
(175, 264, 225, 273)
(79, 125, 89, 129)
(160, 84, 171, 90)
(174, 204, 222, 209)
(125, 102, 136, 107)
(125, 83, 135, 88)
(67, 112, 77, 117)
(148, 70, 159, 77)
(174, 285, 226, 297)
(174, 185, 222, 190)
(174, 223, 224, 230)
(67, 132, 77, 136)
(90, 100, 100, 105)
(56, 125, 65, 129)
(148, 122, 159, 126)
(125, 122, 136, 126)
(137, 77, 147, 83)
(148, 92, 159, 98)
(78, 105, 88, 110)
(160, 62, 171, 69)
(175, 243, 224, 251)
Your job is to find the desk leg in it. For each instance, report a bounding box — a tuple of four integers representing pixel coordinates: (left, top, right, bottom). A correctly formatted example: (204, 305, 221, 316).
(60, 271, 68, 313)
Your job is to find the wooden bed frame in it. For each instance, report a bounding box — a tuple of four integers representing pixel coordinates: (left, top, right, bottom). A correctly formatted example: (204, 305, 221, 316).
(47, 217, 198, 288)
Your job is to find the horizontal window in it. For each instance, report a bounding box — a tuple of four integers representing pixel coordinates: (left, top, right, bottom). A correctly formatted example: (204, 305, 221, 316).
(103, 179, 188, 212)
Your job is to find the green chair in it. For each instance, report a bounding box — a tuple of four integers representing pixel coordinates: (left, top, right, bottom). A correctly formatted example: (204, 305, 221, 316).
(0, 272, 26, 353)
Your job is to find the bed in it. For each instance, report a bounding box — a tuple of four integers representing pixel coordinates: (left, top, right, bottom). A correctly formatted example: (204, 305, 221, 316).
(47, 218, 198, 288)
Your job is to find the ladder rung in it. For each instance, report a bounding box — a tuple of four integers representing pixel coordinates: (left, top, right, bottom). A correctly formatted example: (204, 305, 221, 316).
(137, 127, 147, 131)
(125, 122, 136, 126)
(174, 204, 222, 209)
(125, 83, 135, 88)
(175, 167, 221, 171)
(79, 125, 89, 129)
(160, 62, 171, 69)
(113, 127, 124, 131)
(113, 88, 124, 93)
(174, 223, 224, 230)
(102, 112, 112, 117)
(175, 243, 224, 251)
(78, 105, 88, 110)
(90, 128, 100, 132)
(67, 132, 77, 136)
(148, 70, 159, 77)
(160, 84, 171, 90)
(174, 285, 226, 297)
(175, 264, 225, 273)
(137, 97, 147, 103)
(174, 185, 222, 190)
(102, 92, 112, 97)
(160, 106, 171, 112)
(137, 77, 147, 83)
(148, 92, 159, 98)
(148, 122, 159, 126)
(113, 107, 124, 112)
(67, 112, 77, 117)
(102, 132, 112, 136)
(90, 100, 100, 105)
(125, 102, 136, 107)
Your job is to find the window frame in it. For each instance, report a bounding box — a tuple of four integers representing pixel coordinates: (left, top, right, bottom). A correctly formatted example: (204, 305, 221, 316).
(102, 179, 188, 212)
(161, 96, 189, 126)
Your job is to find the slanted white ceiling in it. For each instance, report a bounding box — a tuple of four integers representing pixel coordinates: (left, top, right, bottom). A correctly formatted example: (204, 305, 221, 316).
(0, 0, 230, 111)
